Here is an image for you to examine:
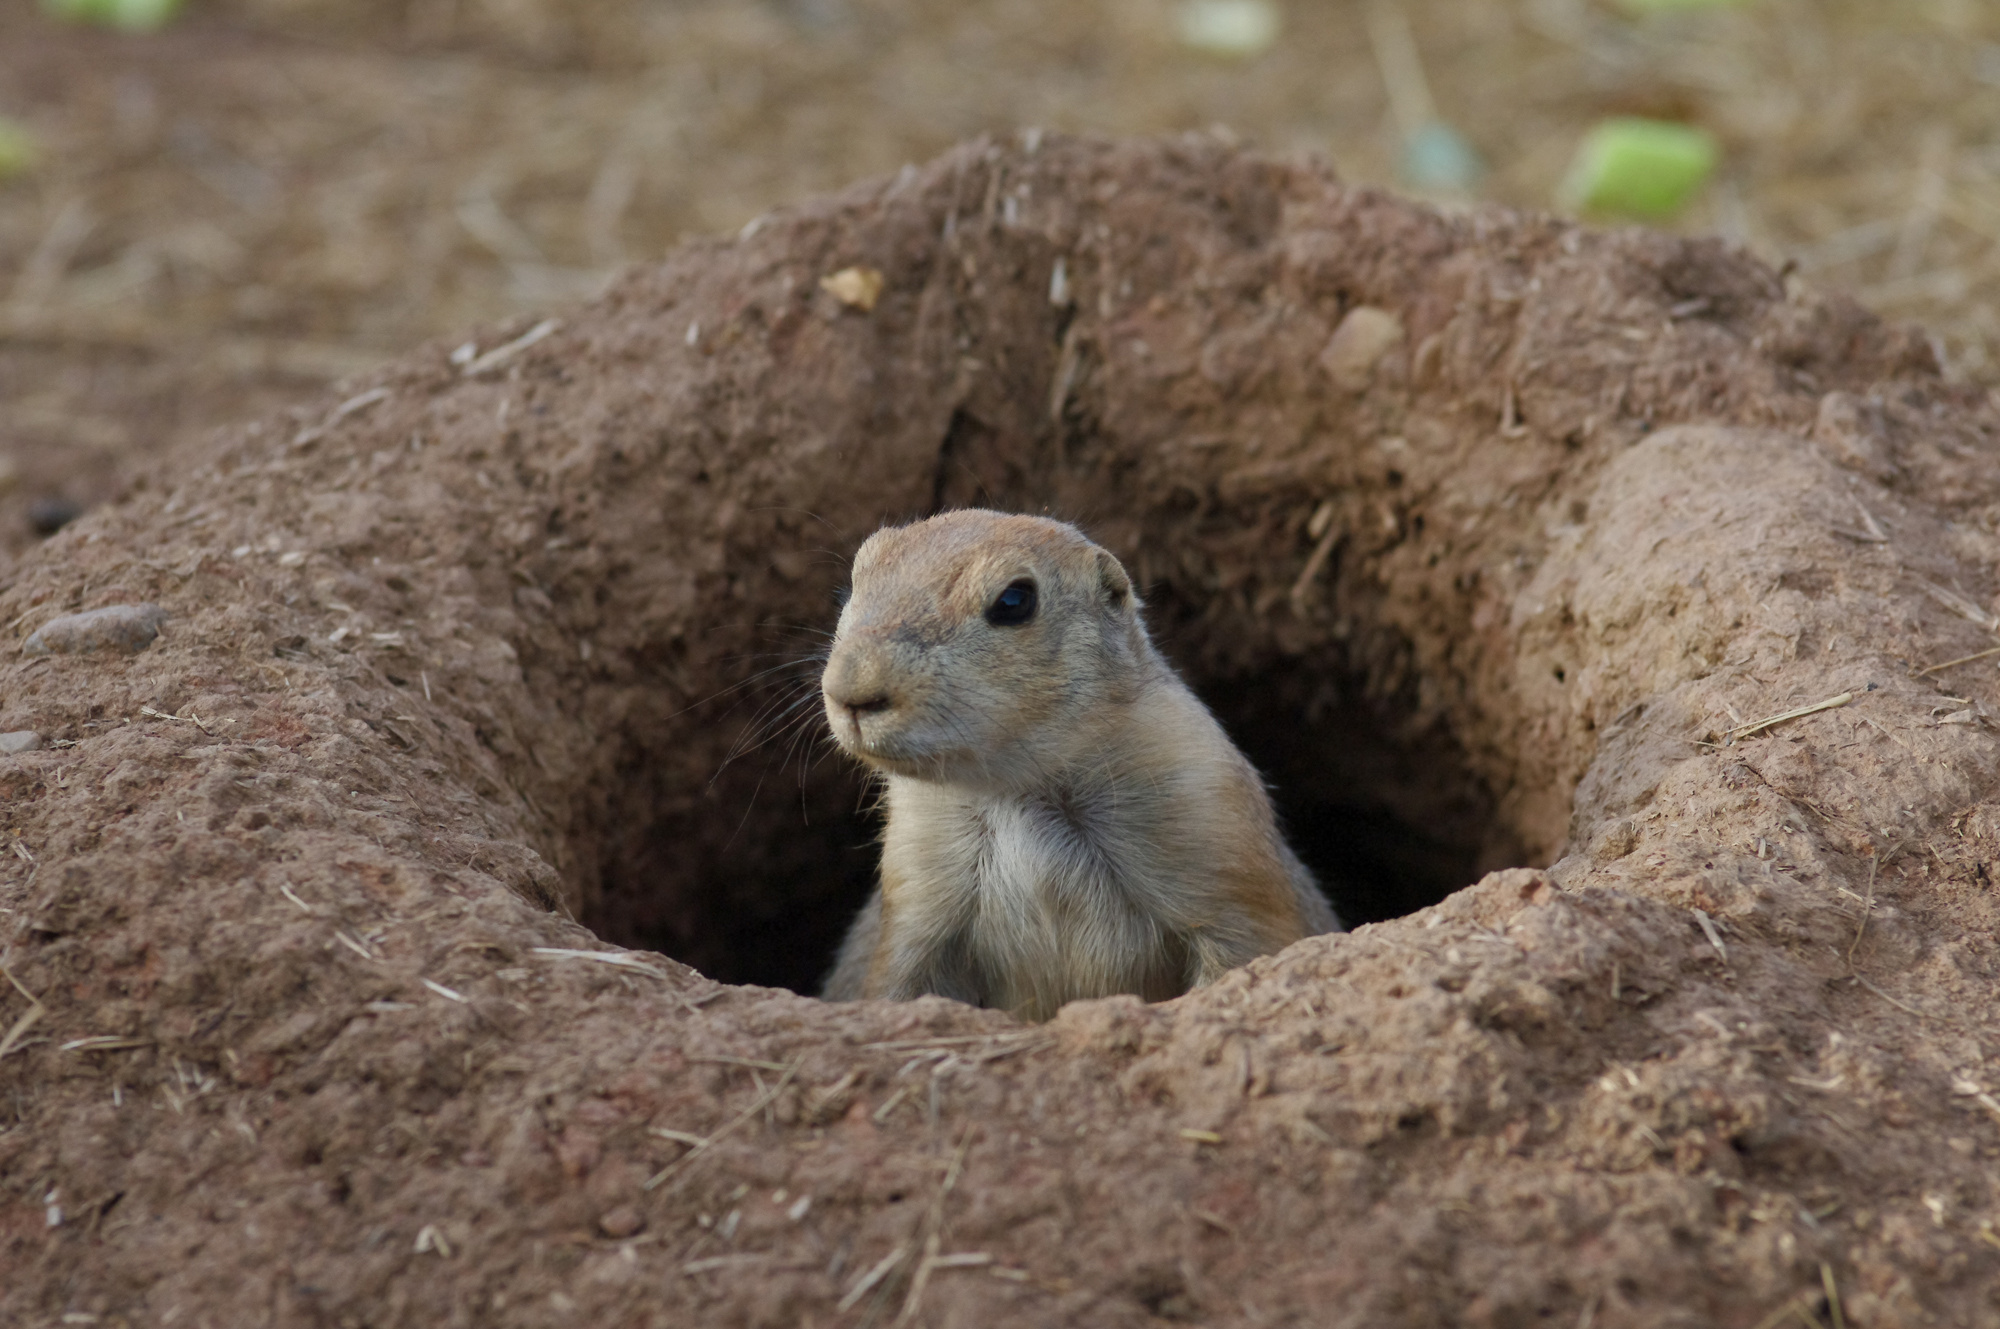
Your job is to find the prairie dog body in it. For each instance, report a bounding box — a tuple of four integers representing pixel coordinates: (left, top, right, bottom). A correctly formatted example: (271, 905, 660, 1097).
(819, 511, 1339, 1021)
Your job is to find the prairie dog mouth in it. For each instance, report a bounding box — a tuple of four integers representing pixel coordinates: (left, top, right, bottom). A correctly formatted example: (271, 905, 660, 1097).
(823, 691, 979, 782)
(824, 692, 915, 763)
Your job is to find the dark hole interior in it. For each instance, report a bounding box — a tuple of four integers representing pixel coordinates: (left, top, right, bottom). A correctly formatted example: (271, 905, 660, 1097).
(583, 608, 1518, 995)
(1195, 670, 1506, 928)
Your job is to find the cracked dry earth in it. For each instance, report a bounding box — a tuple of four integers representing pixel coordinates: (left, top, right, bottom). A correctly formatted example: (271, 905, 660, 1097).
(5, 134, 2000, 1328)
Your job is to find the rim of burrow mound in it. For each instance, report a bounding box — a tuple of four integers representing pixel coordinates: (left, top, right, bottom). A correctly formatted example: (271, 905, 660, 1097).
(2, 131, 1957, 1000)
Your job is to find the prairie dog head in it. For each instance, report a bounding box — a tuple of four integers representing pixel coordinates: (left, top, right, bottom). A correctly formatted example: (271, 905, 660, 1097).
(822, 510, 1147, 790)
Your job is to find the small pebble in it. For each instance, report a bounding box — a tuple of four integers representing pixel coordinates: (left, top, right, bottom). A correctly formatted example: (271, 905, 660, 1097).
(28, 497, 83, 536)
(23, 603, 168, 656)
(819, 266, 884, 312)
(597, 1205, 645, 1239)
(1320, 306, 1405, 393)
(0, 730, 41, 754)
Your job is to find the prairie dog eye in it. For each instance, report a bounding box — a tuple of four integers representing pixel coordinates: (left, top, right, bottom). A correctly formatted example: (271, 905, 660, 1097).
(984, 579, 1037, 626)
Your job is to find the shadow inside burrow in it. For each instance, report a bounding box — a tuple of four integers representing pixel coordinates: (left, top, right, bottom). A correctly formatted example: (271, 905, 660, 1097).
(577, 582, 1522, 996)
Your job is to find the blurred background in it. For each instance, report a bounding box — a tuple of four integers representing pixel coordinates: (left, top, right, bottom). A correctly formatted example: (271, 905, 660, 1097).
(0, 0, 1995, 559)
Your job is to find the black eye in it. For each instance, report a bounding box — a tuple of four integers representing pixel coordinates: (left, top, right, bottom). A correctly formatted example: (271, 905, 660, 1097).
(985, 579, 1037, 626)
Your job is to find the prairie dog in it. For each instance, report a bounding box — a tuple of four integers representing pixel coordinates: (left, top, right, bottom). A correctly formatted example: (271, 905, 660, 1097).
(819, 510, 1339, 1022)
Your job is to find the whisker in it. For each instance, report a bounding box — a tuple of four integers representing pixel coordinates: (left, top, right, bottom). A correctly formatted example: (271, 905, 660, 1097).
(668, 654, 825, 722)
(750, 699, 824, 773)
(754, 618, 837, 642)
(781, 705, 830, 785)
(719, 768, 767, 853)
(712, 685, 827, 782)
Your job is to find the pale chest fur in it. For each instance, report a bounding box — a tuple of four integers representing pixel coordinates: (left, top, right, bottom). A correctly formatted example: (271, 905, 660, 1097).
(879, 777, 1190, 1020)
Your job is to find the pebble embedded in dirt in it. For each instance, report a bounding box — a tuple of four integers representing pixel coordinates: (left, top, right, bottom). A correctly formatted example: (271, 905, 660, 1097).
(596, 1205, 645, 1239)
(1320, 304, 1404, 391)
(21, 603, 166, 655)
(26, 497, 82, 536)
(0, 729, 39, 754)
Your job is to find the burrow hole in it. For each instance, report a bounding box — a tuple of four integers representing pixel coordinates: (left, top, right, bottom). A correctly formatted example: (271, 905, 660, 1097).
(579, 568, 1527, 997)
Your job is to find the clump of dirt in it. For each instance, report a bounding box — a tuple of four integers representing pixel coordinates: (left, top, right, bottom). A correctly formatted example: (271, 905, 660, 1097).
(4, 134, 2000, 1327)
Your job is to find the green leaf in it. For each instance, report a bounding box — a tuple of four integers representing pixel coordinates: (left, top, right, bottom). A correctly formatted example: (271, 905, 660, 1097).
(1557, 118, 1719, 220)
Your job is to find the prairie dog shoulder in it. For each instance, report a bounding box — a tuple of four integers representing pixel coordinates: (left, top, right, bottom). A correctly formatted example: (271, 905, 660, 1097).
(820, 509, 1339, 1021)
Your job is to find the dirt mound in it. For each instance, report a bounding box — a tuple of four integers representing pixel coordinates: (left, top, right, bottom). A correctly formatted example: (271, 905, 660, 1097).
(5, 134, 2000, 1326)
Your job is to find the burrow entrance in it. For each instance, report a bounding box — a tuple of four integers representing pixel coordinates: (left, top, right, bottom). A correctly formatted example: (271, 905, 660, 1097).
(483, 137, 1659, 1001)
(578, 572, 1528, 997)
(160, 135, 1897, 1009)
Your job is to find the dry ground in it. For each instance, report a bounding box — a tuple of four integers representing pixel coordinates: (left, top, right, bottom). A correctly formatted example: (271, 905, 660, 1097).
(7, 4, 2000, 1327)
(3, 130, 2000, 1328)
(2, 0, 1999, 558)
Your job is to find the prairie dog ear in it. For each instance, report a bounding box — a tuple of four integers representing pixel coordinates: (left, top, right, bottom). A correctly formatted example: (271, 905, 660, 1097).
(1094, 548, 1134, 607)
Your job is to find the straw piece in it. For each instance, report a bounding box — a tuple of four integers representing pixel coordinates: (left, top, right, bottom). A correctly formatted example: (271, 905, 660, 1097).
(59, 1036, 150, 1052)
(1290, 513, 1343, 606)
(837, 1244, 909, 1313)
(688, 1053, 791, 1072)
(892, 1231, 944, 1327)
(413, 1224, 454, 1258)
(1722, 692, 1853, 744)
(461, 318, 559, 377)
(1916, 645, 2000, 676)
(0, 964, 47, 1061)
(1747, 1295, 1816, 1329)
(1692, 909, 1728, 963)
(1363, 0, 1435, 138)
(644, 1059, 800, 1190)
(1920, 580, 1998, 632)
(1950, 1076, 2000, 1126)
(1819, 1264, 1846, 1329)
(529, 946, 674, 979)
(1847, 852, 1880, 964)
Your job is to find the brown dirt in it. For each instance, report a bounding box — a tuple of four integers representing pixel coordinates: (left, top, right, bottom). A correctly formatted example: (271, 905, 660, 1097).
(6, 133, 2000, 1327)
(7, 1, 2000, 577)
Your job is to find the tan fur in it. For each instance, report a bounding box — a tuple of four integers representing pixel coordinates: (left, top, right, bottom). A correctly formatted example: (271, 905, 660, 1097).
(819, 510, 1341, 1022)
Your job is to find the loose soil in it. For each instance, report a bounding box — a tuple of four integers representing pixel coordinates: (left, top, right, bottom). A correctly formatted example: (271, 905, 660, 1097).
(6, 133, 2000, 1328)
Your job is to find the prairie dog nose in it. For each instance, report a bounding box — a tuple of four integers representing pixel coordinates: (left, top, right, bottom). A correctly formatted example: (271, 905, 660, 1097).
(822, 646, 895, 717)
(832, 689, 892, 717)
